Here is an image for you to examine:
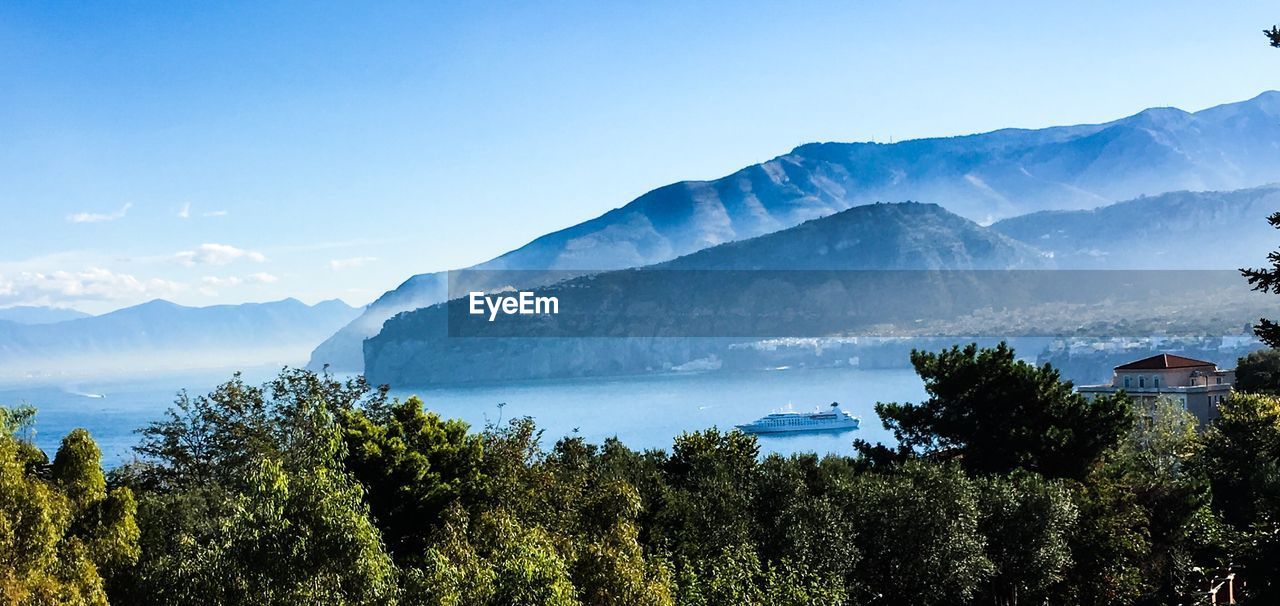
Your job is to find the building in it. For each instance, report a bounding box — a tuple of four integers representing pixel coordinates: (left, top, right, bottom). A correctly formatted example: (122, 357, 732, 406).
(1077, 353, 1235, 424)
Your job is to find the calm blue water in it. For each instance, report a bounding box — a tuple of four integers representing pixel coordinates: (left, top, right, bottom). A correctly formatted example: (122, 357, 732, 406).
(1, 367, 924, 466)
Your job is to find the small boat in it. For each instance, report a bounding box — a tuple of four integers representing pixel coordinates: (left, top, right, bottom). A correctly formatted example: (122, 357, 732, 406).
(735, 402, 860, 434)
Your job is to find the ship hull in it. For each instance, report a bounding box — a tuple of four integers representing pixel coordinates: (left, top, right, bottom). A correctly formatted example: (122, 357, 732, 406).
(735, 421, 860, 435)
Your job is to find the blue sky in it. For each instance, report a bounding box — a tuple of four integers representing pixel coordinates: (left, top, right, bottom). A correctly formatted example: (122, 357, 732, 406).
(1, 1, 1277, 313)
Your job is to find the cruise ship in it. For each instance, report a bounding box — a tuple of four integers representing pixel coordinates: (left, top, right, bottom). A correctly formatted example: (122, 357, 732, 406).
(735, 402, 860, 434)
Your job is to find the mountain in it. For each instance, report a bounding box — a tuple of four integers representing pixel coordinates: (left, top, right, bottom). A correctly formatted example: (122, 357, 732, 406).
(657, 201, 1048, 270)
(0, 306, 92, 325)
(0, 298, 361, 379)
(311, 91, 1280, 371)
(363, 203, 1056, 385)
(991, 184, 1280, 269)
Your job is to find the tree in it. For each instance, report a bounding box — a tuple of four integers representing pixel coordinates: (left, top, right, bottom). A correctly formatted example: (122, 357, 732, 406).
(846, 461, 993, 606)
(111, 370, 399, 606)
(569, 480, 675, 606)
(474, 510, 579, 606)
(340, 396, 485, 564)
(0, 413, 138, 606)
(1063, 461, 1152, 606)
(976, 472, 1078, 606)
(1196, 393, 1280, 601)
(654, 429, 759, 563)
(861, 343, 1133, 480)
(129, 369, 387, 492)
(761, 558, 848, 606)
(1241, 212, 1280, 348)
(1236, 349, 1280, 394)
(1116, 397, 1212, 604)
(1268, 25, 1280, 48)
(751, 454, 859, 591)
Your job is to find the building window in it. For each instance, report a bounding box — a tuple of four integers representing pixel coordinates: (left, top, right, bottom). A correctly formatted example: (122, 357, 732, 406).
(1216, 376, 1223, 385)
(1139, 377, 1146, 388)
(1153, 377, 1160, 389)
(1124, 376, 1131, 388)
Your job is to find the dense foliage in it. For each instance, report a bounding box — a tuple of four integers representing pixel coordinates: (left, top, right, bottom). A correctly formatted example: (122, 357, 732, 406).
(1237, 348, 1280, 395)
(0, 407, 138, 605)
(3, 343, 1279, 604)
(859, 342, 1132, 479)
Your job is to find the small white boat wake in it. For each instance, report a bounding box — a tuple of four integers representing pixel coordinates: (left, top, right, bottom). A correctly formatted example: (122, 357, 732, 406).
(64, 388, 107, 399)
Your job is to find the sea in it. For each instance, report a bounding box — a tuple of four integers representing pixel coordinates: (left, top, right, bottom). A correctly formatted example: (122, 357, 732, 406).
(0, 366, 926, 467)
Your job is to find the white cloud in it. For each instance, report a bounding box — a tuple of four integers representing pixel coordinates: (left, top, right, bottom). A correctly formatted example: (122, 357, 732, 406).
(176, 243, 267, 266)
(67, 203, 132, 224)
(199, 272, 279, 295)
(0, 267, 184, 306)
(177, 204, 228, 220)
(329, 256, 378, 271)
(200, 275, 242, 287)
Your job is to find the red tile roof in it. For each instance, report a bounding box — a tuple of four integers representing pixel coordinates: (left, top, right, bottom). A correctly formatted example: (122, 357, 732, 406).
(1114, 353, 1217, 371)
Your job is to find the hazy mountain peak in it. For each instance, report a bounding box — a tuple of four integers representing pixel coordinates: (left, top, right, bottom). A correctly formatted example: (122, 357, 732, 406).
(0, 297, 365, 380)
(660, 201, 1048, 271)
(991, 184, 1280, 269)
(0, 305, 92, 325)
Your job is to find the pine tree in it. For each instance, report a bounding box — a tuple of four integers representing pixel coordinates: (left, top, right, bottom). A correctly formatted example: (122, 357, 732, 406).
(1242, 212, 1280, 347)
(1268, 25, 1280, 48)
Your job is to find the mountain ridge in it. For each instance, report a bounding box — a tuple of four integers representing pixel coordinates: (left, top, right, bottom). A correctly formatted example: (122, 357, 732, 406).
(311, 91, 1280, 371)
(991, 184, 1280, 268)
(0, 306, 92, 325)
(0, 298, 361, 379)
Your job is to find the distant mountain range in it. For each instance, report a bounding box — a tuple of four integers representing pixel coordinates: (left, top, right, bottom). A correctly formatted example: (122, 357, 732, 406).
(312, 91, 1280, 371)
(0, 298, 360, 379)
(364, 202, 1272, 386)
(991, 184, 1280, 269)
(0, 306, 92, 325)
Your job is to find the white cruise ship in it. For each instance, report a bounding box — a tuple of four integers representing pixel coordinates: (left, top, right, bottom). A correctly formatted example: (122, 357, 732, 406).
(735, 402, 860, 434)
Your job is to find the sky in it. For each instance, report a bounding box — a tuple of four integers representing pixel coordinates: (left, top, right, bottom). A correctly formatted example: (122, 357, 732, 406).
(0, 1, 1277, 313)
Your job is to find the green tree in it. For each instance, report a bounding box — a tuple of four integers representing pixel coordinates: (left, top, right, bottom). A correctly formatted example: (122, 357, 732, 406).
(761, 558, 848, 606)
(0, 412, 138, 606)
(751, 454, 859, 592)
(1063, 461, 1151, 606)
(862, 343, 1133, 480)
(654, 429, 759, 563)
(976, 472, 1077, 606)
(130, 369, 387, 491)
(1196, 393, 1280, 601)
(1236, 349, 1280, 395)
(569, 480, 674, 606)
(847, 460, 993, 606)
(1242, 211, 1280, 348)
(340, 396, 485, 563)
(112, 370, 399, 606)
(476, 510, 579, 606)
(694, 543, 765, 606)
(1267, 25, 1280, 47)
(1117, 396, 1212, 604)
(402, 505, 496, 606)
(121, 435, 398, 606)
